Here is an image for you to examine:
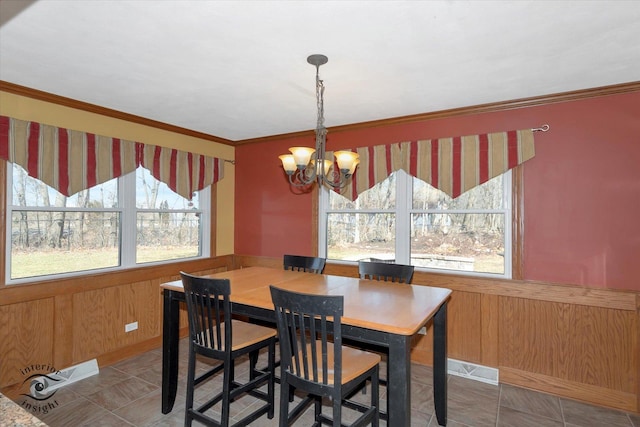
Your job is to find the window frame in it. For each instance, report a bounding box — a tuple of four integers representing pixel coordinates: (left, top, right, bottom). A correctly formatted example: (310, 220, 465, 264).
(318, 169, 517, 279)
(4, 164, 210, 284)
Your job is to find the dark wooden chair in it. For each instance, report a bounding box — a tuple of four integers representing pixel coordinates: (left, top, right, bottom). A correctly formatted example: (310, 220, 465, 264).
(270, 285, 380, 427)
(253, 254, 327, 380)
(358, 260, 414, 284)
(283, 254, 326, 274)
(357, 260, 415, 397)
(181, 272, 276, 427)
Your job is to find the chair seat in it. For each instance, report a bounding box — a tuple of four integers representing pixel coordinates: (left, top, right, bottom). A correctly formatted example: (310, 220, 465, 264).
(228, 320, 277, 351)
(196, 320, 277, 352)
(292, 343, 381, 385)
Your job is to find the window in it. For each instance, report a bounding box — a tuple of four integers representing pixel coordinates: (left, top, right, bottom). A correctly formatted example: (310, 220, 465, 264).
(6, 164, 210, 282)
(319, 169, 512, 278)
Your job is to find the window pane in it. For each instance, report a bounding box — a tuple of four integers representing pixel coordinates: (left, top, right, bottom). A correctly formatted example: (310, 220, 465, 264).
(136, 212, 201, 263)
(412, 175, 504, 210)
(136, 168, 198, 209)
(7, 165, 210, 282)
(321, 168, 511, 277)
(329, 172, 397, 210)
(11, 164, 118, 208)
(327, 213, 395, 261)
(411, 213, 505, 274)
(10, 211, 120, 279)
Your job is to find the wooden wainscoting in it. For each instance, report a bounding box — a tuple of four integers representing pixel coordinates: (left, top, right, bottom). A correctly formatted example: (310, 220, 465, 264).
(498, 296, 637, 412)
(416, 272, 638, 413)
(0, 298, 55, 387)
(235, 255, 639, 414)
(3, 253, 637, 413)
(0, 255, 234, 389)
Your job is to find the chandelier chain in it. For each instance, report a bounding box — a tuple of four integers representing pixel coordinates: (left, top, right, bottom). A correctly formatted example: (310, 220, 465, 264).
(317, 69, 325, 133)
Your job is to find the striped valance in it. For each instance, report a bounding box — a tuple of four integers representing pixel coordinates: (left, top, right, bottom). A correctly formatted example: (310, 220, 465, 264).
(137, 143, 224, 200)
(337, 129, 535, 201)
(0, 115, 224, 199)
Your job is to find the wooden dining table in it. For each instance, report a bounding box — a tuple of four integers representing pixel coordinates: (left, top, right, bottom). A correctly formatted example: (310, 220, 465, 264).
(160, 266, 451, 426)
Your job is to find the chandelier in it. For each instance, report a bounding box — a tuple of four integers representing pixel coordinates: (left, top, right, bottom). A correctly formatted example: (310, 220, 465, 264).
(279, 54, 359, 189)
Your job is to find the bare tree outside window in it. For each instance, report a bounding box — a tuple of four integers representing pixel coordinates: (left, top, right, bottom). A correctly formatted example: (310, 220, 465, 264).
(322, 170, 511, 277)
(7, 164, 206, 281)
(9, 164, 120, 278)
(135, 168, 201, 264)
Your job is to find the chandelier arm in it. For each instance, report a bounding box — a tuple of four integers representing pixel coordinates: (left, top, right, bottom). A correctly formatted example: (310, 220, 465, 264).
(320, 169, 353, 190)
(288, 172, 313, 188)
(287, 163, 319, 187)
(288, 175, 311, 188)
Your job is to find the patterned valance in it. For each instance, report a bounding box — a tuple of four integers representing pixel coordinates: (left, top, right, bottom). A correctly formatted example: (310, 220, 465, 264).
(338, 129, 535, 201)
(0, 115, 224, 199)
(137, 143, 224, 200)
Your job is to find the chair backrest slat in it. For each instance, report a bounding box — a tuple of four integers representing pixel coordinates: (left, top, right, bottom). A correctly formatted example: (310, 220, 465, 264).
(283, 254, 326, 274)
(270, 285, 343, 386)
(181, 272, 232, 354)
(358, 260, 415, 284)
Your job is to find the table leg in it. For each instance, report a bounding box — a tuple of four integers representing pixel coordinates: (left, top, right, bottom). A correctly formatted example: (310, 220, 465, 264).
(433, 302, 448, 426)
(162, 289, 180, 414)
(387, 334, 411, 427)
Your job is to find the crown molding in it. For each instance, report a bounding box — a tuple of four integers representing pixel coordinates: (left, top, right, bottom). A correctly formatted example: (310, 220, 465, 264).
(2, 80, 638, 147)
(0, 80, 235, 146)
(236, 81, 640, 145)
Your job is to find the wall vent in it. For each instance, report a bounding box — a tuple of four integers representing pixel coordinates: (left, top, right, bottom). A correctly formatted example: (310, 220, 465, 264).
(32, 359, 99, 394)
(448, 358, 498, 385)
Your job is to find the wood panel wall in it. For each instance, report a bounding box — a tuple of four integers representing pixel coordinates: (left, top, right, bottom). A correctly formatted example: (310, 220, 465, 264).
(237, 255, 640, 414)
(2, 253, 638, 415)
(0, 298, 54, 387)
(0, 256, 234, 389)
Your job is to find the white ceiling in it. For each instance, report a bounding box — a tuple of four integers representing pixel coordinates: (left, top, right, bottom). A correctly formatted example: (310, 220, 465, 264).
(1, 1, 639, 142)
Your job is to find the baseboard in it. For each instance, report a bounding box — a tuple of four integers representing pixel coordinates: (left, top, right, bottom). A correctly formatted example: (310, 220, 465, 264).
(95, 329, 190, 370)
(500, 366, 637, 413)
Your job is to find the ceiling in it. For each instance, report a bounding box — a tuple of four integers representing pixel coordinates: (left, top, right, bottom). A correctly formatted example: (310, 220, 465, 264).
(1, 1, 639, 142)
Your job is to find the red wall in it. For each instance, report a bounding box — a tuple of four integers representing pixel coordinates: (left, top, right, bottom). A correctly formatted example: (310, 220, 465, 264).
(235, 91, 640, 291)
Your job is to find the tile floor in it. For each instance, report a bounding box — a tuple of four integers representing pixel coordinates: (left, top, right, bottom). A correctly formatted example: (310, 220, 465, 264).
(3, 338, 639, 427)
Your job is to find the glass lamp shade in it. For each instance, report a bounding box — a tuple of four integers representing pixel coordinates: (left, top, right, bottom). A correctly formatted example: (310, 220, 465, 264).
(348, 158, 360, 175)
(289, 147, 316, 168)
(311, 158, 333, 176)
(279, 154, 297, 173)
(322, 159, 334, 176)
(334, 150, 359, 172)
